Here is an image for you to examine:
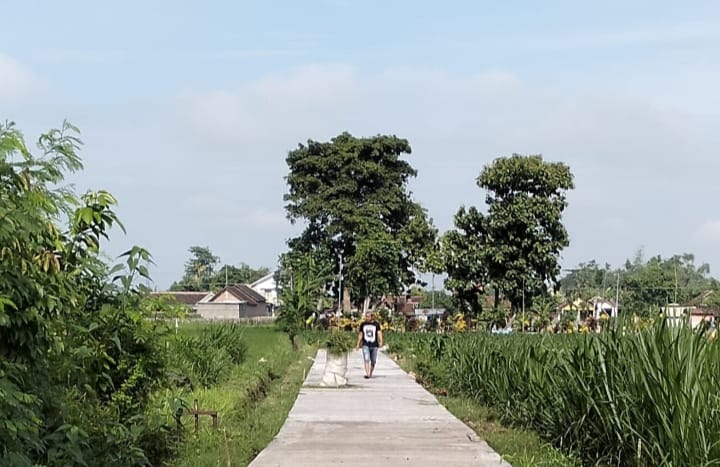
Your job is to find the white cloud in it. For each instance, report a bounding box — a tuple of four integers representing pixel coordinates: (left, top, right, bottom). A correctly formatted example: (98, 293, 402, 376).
(695, 220, 720, 244)
(0, 53, 40, 102)
(177, 64, 359, 149)
(177, 65, 521, 151)
(180, 192, 287, 230)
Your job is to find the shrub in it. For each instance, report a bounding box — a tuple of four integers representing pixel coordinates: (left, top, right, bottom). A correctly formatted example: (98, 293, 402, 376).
(172, 324, 248, 387)
(324, 331, 354, 355)
(203, 323, 248, 364)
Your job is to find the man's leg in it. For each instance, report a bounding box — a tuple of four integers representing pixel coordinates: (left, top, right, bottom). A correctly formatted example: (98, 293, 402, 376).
(361, 346, 371, 378)
(368, 347, 378, 377)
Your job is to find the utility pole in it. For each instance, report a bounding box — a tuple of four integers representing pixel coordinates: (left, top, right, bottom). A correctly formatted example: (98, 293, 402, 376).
(615, 272, 621, 318)
(337, 252, 343, 314)
(431, 273, 436, 310)
(521, 277, 525, 332)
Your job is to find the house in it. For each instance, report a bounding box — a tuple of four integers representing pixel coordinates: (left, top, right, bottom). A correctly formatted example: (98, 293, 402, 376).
(556, 298, 592, 323)
(150, 291, 213, 312)
(249, 272, 278, 307)
(588, 296, 619, 318)
(195, 284, 270, 320)
(379, 293, 424, 317)
(662, 302, 717, 328)
(554, 296, 619, 325)
(414, 308, 446, 320)
(557, 298, 592, 314)
(663, 290, 720, 328)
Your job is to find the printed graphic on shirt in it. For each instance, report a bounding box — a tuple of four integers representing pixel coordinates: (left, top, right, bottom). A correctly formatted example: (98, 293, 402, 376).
(362, 324, 377, 343)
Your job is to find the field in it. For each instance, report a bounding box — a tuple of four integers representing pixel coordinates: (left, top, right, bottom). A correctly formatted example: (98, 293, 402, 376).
(168, 323, 316, 467)
(389, 319, 720, 466)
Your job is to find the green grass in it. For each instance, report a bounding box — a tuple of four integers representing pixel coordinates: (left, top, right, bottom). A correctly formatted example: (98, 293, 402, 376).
(392, 350, 579, 467)
(169, 324, 316, 467)
(440, 397, 580, 467)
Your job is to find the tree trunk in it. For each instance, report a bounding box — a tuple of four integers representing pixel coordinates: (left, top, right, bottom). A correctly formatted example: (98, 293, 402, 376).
(342, 286, 351, 312)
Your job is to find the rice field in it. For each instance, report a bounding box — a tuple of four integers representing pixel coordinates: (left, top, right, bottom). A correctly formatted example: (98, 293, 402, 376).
(390, 319, 720, 466)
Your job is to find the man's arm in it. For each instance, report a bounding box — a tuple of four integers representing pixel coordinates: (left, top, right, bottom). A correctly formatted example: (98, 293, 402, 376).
(378, 327, 384, 347)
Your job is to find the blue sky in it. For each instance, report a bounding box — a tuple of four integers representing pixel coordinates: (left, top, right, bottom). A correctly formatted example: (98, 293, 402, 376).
(2, 1, 720, 288)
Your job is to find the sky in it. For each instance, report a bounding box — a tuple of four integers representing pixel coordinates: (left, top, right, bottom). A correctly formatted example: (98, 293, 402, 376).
(2, 0, 720, 289)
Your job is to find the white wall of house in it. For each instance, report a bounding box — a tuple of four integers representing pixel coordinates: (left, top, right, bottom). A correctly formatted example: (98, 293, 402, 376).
(591, 301, 618, 319)
(250, 273, 278, 306)
(663, 304, 690, 327)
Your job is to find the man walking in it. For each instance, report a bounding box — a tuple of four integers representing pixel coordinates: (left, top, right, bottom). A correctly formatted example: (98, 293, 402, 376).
(355, 311, 383, 379)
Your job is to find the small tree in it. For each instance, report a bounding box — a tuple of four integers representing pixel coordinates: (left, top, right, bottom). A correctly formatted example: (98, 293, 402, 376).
(275, 252, 331, 349)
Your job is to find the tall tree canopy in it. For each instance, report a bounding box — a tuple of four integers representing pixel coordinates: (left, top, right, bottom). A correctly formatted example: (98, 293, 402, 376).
(171, 246, 219, 291)
(444, 154, 574, 314)
(170, 246, 269, 290)
(284, 132, 437, 307)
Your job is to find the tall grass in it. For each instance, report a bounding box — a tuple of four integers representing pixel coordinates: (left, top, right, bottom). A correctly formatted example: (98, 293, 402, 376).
(391, 320, 720, 466)
(173, 323, 248, 387)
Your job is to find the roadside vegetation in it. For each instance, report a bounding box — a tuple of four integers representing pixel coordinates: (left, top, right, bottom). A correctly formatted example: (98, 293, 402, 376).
(1, 121, 185, 466)
(390, 318, 720, 466)
(0, 121, 313, 466)
(172, 324, 316, 467)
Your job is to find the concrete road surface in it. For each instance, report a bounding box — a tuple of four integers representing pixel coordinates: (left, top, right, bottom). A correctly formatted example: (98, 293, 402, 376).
(249, 348, 510, 467)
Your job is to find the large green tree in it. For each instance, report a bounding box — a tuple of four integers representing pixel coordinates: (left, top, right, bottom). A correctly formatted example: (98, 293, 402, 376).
(479, 154, 574, 311)
(283, 132, 437, 308)
(444, 154, 574, 314)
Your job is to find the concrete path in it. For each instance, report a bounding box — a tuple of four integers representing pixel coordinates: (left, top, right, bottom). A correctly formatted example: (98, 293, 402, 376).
(249, 348, 510, 467)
